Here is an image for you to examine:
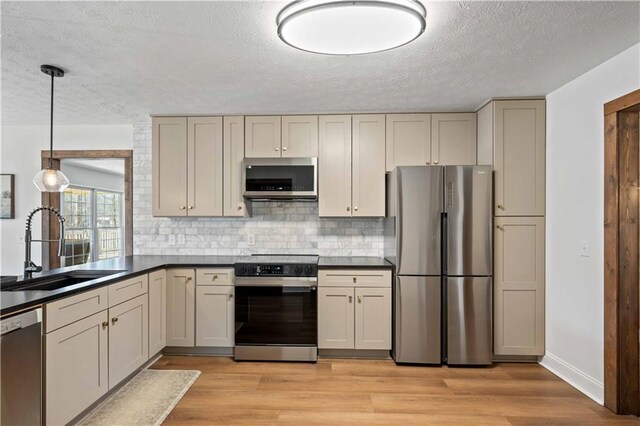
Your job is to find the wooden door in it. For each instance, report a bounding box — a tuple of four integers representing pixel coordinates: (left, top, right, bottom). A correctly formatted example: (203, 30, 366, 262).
(245, 116, 281, 157)
(431, 113, 477, 165)
(494, 216, 545, 355)
(152, 117, 188, 216)
(108, 294, 149, 388)
(148, 269, 167, 356)
(195, 285, 235, 347)
(223, 116, 247, 216)
(354, 287, 392, 350)
(282, 115, 319, 158)
(352, 114, 386, 217)
(494, 100, 546, 216)
(187, 116, 223, 216)
(45, 311, 108, 425)
(385, 113, 431, 171)
(319, 115, 352, 217)
(166, 269, 195, 347)
(318, 287, 355, 349)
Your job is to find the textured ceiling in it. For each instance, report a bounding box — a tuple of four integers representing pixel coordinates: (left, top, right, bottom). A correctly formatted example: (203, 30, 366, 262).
(1, 1, 639, 125)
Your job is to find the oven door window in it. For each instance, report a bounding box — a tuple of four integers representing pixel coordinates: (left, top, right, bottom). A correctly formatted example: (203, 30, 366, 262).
(235, 286, 317, 346)
(245, 165, 314, 192)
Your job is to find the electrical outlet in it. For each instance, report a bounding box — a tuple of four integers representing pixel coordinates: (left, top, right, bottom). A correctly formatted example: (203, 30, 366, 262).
(580, 240, 591, 257)
(19, 235, 25, 243)
(247, 234, 255, 246)
(178, 234, 186, 245)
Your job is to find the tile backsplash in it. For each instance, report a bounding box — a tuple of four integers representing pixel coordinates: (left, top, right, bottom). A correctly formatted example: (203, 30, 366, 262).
(133, 123, 384, 256)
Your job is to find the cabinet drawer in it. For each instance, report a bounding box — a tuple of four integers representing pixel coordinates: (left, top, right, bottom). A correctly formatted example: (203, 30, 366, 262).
(196, 268, 233, 286)
(45, 286, 108, 333)
(319, 269, 391, 288)
(108, 275, 148, 308)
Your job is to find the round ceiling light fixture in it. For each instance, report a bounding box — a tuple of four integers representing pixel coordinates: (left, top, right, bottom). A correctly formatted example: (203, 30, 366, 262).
(276, 0, 426, 55)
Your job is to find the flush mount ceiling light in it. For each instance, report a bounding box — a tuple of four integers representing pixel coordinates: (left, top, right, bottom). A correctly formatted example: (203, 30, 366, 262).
(276, 0, 426, 55)
(33, 65, 70, 192)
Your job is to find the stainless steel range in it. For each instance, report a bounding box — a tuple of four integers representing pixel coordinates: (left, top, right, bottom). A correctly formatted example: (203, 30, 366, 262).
(234, 255, 318, 362)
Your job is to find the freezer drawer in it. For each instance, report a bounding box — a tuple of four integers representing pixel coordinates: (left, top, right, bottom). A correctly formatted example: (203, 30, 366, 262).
(447, 277, 492, 365)
(393, 276, 441, 364)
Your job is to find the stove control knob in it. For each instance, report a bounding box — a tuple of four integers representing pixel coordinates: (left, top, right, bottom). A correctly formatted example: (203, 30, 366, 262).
(237, 265, 247, 275)
(304, 265, 313, 275)
(294, 265, 303, 276)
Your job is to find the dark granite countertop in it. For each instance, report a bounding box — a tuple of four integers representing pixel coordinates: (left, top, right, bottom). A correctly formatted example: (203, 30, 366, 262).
(1, 255, 391, 317)
(318, 256, 392, 269)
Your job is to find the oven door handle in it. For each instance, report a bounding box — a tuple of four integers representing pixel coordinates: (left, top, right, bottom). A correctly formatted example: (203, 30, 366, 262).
(234, 276, 318, 287)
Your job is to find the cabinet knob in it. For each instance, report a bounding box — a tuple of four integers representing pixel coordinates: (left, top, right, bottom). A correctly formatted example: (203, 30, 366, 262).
(111, 317, 118, 324)
(426, 162, 431, 165)
(275, 147, 279, 151)
(346, 207, 350, 212)
(497, 225, 504, 231)
(353, 277, 357, 283)
(213, 274, 218, 280)
(188, 206, 193, 210)
(283, 147, 287, 151)
(348, 295, 353, 303)
(180, 206, 186, 210)
(186, 276, 192, 281)
(237, 206, 242, 211)
(229, 293, 234, 300)
(497, 204, 504, 210)
(354, 206, 358, 211)
(102, 321, 108, 328)
(433, 160, 439, 165)
(357, 296, 362, 303)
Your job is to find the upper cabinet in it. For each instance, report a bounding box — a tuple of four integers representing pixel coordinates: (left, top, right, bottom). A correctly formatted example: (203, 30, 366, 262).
(282, 115, 319, 157)
(245, 115, 318, 158)
(318, 115, 385, 217)
(223, 116, 247, 217)
(245, 116, 281, 158)
(385, 114, 431, 171)
(478, 100, 545, 216)
(431, 113, 477, 166)
(152, 116, 223, 216)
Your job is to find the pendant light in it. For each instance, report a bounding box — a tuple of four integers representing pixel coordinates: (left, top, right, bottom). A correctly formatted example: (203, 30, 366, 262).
(276, 0, 426, 55)
(33, 65, 70, 192)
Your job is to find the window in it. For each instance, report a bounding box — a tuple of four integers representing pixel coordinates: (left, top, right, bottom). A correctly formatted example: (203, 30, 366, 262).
(62, 186, 124, 265)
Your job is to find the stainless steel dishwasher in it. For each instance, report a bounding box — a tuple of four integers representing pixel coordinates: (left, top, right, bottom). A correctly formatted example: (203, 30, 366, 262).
(1, 308, 42, 425)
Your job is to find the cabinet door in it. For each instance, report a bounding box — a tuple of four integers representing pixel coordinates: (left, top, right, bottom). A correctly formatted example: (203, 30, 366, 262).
(354, 287, 391, 350)
(385, 114, 431, 171)
(195, 285, 234, 347)
(152, 117, 188, 216)
(45, 311, 108, 425)
(352, 114, 386, 217)
(245, 116, 282, 158)
(223, 116, 247, 216)
(108, 294, 148, 388)
(166, 269, 195, 347)
(319, 115, 352, 217)
(318, 287, 355, 349)
(282, 115, 319, 158)
(494, 100, 545, 216)
(431, 113, 477, 165)
(494, 216, 545, 355)
(187, 116, 223, 216)
(149, 269, 167, 356)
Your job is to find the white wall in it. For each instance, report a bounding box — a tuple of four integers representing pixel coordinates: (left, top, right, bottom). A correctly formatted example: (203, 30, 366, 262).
(542, 43, 640, 403)
(0, 125, 133, 275)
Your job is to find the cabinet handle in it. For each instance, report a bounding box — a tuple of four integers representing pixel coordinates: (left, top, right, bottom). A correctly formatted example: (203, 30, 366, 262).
(102, 321, 108, 328)
(180, 206, 186, 210)
(188, 206, 193, 210)
(497, 204, 505, 210)
(354, 206, 358, 211)
(497, 225, 504, 231)
(357, 296, 362, 303)
(275, 147, 279, 151)
(186, 276, 192, 281)
(213, 274, 218, 280)
(426, 162, 431, 165)
(229, 293, 234, 300)
(348, 295, 352, 303)
(283, 147, 287, 151)
(237, 206, 242, 211)
(346, 207, 350, 212)
(433, 160, 439, 165)
(353, 277, 357, 283)
(111, 317, 118, 324)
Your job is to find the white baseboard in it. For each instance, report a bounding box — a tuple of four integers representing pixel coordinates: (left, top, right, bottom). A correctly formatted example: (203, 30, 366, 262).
(540, 352, 604, 405)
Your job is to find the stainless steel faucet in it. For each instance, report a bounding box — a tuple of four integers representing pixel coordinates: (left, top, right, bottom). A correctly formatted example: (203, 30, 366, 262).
(24, 206, 65, 278)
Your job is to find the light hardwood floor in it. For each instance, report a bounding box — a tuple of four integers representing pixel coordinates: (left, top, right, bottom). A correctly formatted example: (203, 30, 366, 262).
(151, 356, 640, 425)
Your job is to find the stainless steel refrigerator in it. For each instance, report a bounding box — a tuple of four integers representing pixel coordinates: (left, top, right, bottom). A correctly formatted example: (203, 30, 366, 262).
(384, 165, 492, 365)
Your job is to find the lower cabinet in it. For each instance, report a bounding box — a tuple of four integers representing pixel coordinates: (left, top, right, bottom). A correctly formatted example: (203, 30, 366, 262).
(45, 311, 109, 426)
(166, 269, 195, 347)
(195, 285, 234, 347)
(494, 216, 545, 356)
(108, 294, 149, 388)
(318, 269, 392, 351)
(148, 269, 167, 356)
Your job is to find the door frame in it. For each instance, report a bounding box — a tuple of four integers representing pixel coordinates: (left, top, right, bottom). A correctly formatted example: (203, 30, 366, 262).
(604, 88, 640, 415)
(40, 150, 133, 270)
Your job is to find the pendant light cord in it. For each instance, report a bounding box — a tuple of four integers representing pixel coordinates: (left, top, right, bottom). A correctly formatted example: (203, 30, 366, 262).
(48, 72, 54, 168)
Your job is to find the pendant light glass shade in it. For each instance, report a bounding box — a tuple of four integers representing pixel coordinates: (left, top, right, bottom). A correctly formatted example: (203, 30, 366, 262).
(277, 0, 426, 55)
(33, 168, 70, 192)
(34, 64, 70, 192)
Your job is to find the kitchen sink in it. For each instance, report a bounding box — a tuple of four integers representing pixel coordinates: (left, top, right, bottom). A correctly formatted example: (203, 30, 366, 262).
(3, 270, 125, 292)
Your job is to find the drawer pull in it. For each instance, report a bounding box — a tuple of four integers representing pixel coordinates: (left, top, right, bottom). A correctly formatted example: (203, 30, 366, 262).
(497, 204, 505, 210)
(111, 317, 118, 324)
(348, 295, 352, 303)
(497, 225, 504, 231)
(229, 293, 234, 300)
(357, 296, 362, 303)
(213, 274, 218, 280)
(102, 321, 108, 329)
(353, 277, 357, 283)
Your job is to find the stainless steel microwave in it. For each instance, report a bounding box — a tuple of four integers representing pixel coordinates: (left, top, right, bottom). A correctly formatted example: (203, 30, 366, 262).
(242, 157, 317, 200)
